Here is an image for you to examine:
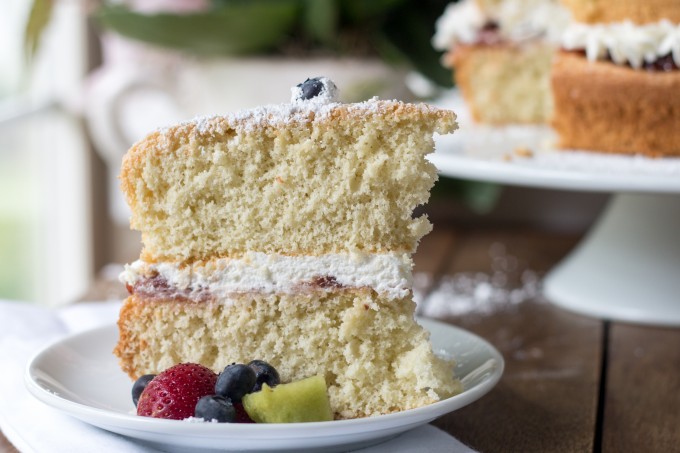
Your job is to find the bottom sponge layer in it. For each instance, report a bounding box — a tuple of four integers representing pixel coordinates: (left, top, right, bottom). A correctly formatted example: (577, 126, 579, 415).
(115, 290, 462, 419)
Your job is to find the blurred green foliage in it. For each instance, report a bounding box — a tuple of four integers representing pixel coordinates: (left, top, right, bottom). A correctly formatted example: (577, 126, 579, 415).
(432, 177, 502, 214)
(26, 0, 455, 85)
(0, 220, 32, 300)
(24, 0, 52, 62)
(93, 0, 454, 87)
(96, 1, 300, 56)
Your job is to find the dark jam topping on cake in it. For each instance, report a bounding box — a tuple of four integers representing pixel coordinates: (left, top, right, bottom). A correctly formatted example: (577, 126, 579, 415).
(475, 22, 504, 46)
(565, 49, 679, 72)
(640, 53, 679, 72)
(131, 275, 211, 303)
(307, 276, 343, 288)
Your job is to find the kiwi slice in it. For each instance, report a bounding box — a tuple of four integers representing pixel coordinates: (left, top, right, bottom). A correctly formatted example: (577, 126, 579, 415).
(242, 374, 333, 423)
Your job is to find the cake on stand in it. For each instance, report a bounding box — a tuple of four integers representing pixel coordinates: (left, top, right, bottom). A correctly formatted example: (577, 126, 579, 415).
(431, 95, 680, 326)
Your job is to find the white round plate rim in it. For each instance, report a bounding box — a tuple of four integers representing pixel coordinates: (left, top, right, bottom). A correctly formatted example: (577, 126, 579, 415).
(431, 90, 680, 194)
(25, 319, 503, 451)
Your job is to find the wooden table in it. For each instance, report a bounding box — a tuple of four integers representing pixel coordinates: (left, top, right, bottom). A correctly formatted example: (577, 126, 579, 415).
(3, 224, 679, 452)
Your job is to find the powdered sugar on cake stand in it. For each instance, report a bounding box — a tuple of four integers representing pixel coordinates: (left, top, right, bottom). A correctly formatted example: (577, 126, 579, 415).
(430, 90, 680, 326)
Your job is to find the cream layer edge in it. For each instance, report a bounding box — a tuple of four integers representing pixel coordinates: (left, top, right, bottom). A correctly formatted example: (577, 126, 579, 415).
(121, 251, 414, 301)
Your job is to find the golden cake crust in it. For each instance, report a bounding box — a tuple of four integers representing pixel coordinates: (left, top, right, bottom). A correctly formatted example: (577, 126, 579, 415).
(560, 0, 680, 24)
(551, 52, 680, 156)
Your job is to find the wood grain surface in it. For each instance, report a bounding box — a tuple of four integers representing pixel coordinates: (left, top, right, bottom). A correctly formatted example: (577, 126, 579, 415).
(417, 227, 603, 453)
(603, 324, 680, 452)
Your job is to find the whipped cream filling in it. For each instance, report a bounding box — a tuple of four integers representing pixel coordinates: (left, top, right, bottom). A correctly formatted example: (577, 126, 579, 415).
(120, 252, 414, 300)
(562, 20, 680, 69)
(432, 0, 569, 50)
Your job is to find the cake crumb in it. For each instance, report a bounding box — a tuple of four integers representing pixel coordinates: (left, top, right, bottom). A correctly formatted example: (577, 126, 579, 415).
(514, 146, 534, 158)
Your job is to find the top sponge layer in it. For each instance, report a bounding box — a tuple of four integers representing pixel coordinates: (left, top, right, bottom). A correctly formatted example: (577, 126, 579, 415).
(120, 93, 457, 263)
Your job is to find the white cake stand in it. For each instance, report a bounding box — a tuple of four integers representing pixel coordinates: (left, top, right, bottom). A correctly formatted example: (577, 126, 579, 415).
(430, 94, 680, 326)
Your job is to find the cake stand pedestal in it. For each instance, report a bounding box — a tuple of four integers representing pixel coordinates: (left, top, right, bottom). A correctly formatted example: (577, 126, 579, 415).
(430, 96, 680, 326)
(543, 193, 680, 326)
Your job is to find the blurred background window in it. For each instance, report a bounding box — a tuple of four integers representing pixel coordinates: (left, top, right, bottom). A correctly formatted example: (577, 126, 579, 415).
(0, 0, 91, 305)
(2, 0, 458, 306)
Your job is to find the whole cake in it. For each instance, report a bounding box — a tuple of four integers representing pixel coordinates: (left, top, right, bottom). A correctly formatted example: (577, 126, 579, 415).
(115, 78, 463, 420)
(433, 0, 569, 124)
(552, 2, 680, 156)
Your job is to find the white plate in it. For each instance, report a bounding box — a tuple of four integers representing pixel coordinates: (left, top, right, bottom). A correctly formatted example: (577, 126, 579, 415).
(25, 319, 503, 453)
(431, 91, 680, 194)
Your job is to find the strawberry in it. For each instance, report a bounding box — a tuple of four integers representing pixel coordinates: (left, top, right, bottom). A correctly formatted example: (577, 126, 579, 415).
(136, 363, 218, 420)
(233, 402, 255, 423)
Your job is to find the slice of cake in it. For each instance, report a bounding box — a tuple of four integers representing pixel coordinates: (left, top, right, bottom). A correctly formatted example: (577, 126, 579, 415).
(115, 77, 463, 420)
(433, 0, 569, 124)
(552, 5, 680, 156)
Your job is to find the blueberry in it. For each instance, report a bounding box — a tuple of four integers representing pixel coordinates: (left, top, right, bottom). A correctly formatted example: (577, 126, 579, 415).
(132, 374, 156, 407)
(297, 77, 325, 100)
(248, 360, 280, 391)
(194, 395, 236, 423)
(215, 364, 256, 402)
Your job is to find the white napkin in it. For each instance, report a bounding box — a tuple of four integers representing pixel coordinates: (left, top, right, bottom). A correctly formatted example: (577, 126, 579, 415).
(0, 300, 475, 453)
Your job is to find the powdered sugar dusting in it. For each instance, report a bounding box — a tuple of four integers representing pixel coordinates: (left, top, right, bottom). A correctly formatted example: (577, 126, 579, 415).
(161, 96, 419, 140)
(150, 78, 450, 142)
(153, 77, 345, 137)
(422, 270, 541, 318)
(190, 102, 331, 136)
(416, 243, 542, 318)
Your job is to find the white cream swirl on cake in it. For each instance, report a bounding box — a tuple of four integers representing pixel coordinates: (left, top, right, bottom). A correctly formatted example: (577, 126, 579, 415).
(562, 19, 680, 68)
(433, 0, 570, 50)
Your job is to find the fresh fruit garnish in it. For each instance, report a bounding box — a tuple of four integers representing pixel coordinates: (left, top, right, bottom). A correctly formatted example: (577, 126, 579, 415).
(242, 374, 333, 423)
(233, 402, 255, 423)
(194, 395, 236, 423)
(132, 374, 155, 407)
(215, 364, 256, 403)
(248, 360, 280, 392)
(136, 363, 217, 420)
(296, 77, 324, 100)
